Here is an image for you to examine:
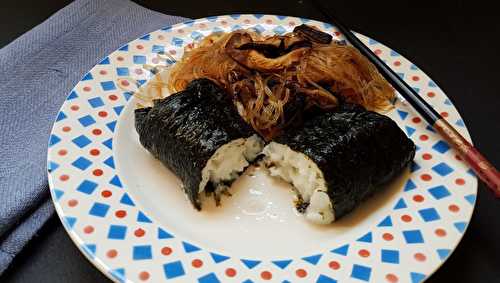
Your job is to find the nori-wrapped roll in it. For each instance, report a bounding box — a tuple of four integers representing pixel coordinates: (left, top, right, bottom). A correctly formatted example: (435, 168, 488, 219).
(262, 104, 415, 223)
(135, 79, 264, 209)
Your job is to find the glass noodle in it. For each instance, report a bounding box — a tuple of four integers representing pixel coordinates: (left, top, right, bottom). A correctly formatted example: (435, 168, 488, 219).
(138, 30, 396, 139)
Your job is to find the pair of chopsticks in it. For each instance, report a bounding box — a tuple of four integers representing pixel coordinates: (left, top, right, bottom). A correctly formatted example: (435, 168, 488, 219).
(309, 0, 500, 195)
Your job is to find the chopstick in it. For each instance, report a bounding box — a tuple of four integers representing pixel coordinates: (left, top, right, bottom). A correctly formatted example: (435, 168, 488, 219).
(309, 0, 500, 196)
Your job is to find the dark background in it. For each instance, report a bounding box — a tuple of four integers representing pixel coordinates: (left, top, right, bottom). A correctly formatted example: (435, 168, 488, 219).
(1, 0, 499, 282)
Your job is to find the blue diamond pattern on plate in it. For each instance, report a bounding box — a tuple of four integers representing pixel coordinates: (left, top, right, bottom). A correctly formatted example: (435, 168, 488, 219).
(78, 115, 96, 127)
(273, 25, 286, 35)
(163, 261, 185, 279)
(108, 225, 127, 239)
(432, 140, 450, 153)
(428, 185, 451, 199)
(71, 157, 92, 170)
(88, 97, 105, 108)
(72, 135, 92, 148)
(152, 45, 164, 53)
(133, 55, 146, 64)
(432, 162, 454, 176)
(230, 24, 242, 31)
(351, 264, 371, 281)
(198, 273, 220, 283)
(190, 31, 203, 40)
(402, 230, 424, 244)
(133, 245, 152, 260)
(251, 24, 265, 33)
(418, 208, 441, 222)
(116, 67, 129, 76)
(316, 274, 337, 283)
(381, 249, 400, 264)
(76, 180, 98, 195)
(100, 81, 116, 91)
(89, 202, 110, 217)
(171, 37, 183, 47)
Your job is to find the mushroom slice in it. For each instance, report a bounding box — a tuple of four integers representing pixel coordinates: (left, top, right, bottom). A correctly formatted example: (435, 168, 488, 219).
(293, 24, 333, 44)
(225, 32, 310, 72)
(261, 35, 284, 47)
(282, 35, 311, 50)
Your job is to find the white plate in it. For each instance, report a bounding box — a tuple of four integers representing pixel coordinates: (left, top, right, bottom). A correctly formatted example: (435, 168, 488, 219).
(47, 14, 477, 283)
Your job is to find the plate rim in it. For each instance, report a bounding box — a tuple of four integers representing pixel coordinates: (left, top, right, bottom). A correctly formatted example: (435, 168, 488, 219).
(47, 14, 478, 283)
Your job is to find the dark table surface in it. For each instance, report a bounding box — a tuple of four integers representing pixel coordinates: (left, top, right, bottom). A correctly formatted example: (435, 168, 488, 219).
(1, 0, 500, 282)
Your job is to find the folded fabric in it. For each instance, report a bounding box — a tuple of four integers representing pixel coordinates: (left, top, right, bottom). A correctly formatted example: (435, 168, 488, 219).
(0, 0, 187, 273)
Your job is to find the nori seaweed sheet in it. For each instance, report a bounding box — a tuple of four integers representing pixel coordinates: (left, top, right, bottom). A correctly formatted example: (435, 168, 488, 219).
(275, 104, 416, 219)
(135, 79, 255, 209)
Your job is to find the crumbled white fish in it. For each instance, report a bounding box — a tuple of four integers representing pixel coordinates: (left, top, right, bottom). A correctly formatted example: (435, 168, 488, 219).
(199, 135, 264, 195)
(262, 142, 335, 224)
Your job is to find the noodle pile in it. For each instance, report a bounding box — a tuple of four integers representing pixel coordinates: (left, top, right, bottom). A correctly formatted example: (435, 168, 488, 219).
(166, 29, 395, 139)
(168, 32, 240, 93)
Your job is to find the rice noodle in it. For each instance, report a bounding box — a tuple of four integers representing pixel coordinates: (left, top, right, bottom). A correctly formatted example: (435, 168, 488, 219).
(164, 29, 395, 139)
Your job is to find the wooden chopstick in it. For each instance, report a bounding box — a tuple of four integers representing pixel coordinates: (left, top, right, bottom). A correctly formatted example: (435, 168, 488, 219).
(309, 0, 500, 195)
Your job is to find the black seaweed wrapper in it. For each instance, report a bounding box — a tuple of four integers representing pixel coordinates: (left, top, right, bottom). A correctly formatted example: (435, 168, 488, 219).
(134, 79, 255, 209)
(275, 104, 416, 219)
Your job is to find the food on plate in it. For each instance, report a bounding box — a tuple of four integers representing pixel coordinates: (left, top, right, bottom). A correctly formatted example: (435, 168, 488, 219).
(168, 24, 395, 139)
(135, 79, 264, 209)
(261, 104, 416, 224)
(134, 25, 415, 223)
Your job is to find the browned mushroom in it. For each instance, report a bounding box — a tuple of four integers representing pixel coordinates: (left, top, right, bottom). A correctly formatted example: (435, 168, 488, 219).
(225, 32, 311, 72)
(282, 34, 309, 49)
(293, 24, 333, 44)
(260, 35, 283, 47)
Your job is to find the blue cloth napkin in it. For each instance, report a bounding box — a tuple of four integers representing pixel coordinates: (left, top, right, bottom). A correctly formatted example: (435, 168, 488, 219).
(0, 0, 187, 273)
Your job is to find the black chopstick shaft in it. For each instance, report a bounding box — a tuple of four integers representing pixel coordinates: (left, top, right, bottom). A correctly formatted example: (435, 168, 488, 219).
(310, 0, 441, 124)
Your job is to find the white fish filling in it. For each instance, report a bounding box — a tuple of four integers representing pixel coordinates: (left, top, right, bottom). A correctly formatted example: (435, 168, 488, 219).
(262, 142, 335, 224)
(199, 134, 264, 196)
